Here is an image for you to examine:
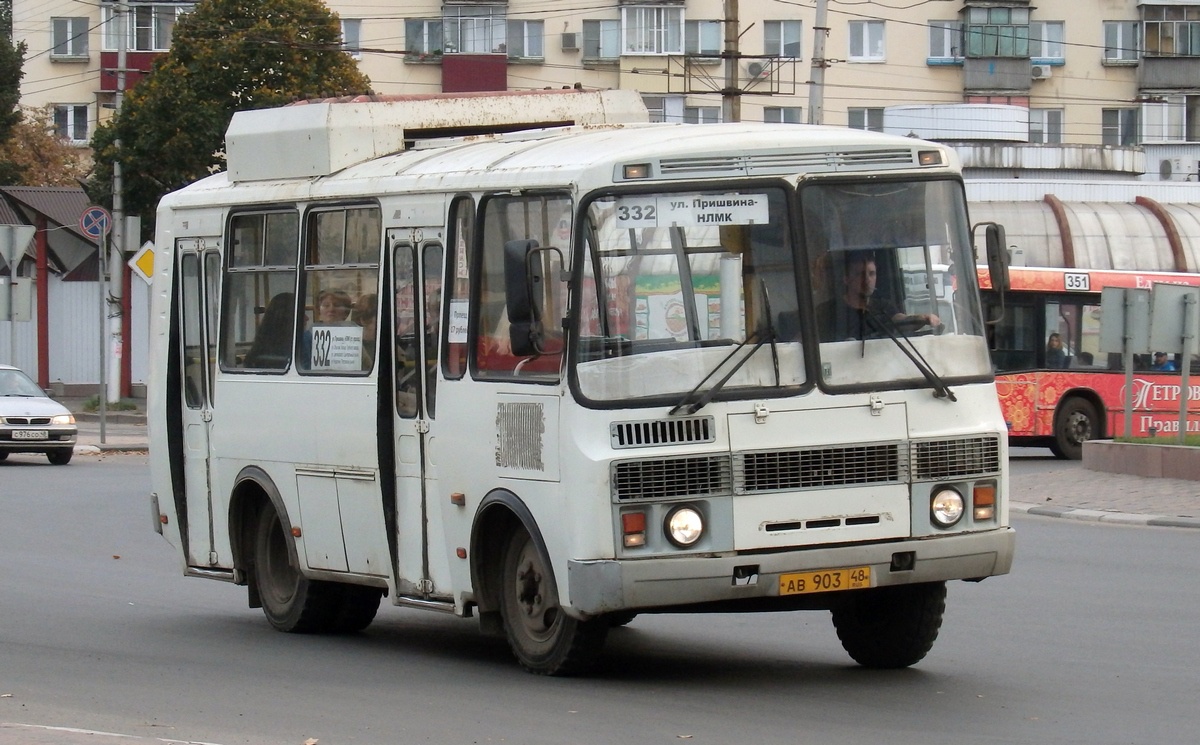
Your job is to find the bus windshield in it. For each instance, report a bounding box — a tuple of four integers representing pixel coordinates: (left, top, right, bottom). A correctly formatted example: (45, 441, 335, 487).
(801, 179, 991, 389)
(574, 187, 804, 403)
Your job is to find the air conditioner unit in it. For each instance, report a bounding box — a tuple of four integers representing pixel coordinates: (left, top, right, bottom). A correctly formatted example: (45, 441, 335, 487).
(1159, 157, 1186, 181)
(744, 61, 767, 79)
(1031, 64, 1052, 80)
(561, 32, 579, 51)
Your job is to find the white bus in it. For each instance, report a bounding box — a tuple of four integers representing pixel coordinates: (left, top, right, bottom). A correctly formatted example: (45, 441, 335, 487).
(148, 89, 1014, 675)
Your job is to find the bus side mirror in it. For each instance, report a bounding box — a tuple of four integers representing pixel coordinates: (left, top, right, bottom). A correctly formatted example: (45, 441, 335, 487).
(984, 223, 1010, 292)
(504, 239, 540, 356)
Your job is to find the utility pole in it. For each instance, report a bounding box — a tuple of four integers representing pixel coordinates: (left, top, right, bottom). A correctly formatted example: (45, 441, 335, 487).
(808, 0, 829, 125)
(108, 0, 127, 404)
(721, 0, 740, 123)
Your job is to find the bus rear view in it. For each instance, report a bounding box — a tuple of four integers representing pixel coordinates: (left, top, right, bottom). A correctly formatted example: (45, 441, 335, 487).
(147, 90, 1014, 676)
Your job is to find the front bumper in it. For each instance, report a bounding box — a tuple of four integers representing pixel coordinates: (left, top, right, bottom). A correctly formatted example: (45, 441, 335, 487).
(0, 428, 77, 453)
(567, 527, 1015, 616)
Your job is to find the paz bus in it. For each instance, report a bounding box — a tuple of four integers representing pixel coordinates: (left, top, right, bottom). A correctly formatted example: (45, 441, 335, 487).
(980, 265, 1200, 459)
(148, 89, 1015, 675)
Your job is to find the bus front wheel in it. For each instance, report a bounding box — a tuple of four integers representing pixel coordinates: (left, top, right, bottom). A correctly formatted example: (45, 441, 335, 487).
(253, 504, 339, 633)
(498, 529, 608, 675)
(831, 581, 947, 668)
(1051, 397, 1099, 460)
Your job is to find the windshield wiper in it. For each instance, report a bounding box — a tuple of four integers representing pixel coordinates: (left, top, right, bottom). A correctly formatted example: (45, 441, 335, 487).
(669, 329, 780, 416)
(861, 310, 956, 402)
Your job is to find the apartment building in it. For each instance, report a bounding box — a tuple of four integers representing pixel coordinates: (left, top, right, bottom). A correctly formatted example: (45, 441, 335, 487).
(9, 0, 1200, 180)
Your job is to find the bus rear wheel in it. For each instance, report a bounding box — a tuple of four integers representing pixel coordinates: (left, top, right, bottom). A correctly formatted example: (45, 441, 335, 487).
(253, 504, 340, 633)
(1051, 397, 1099, 460)
(498, 529, 608, 675)
(831, 582, 947, 669)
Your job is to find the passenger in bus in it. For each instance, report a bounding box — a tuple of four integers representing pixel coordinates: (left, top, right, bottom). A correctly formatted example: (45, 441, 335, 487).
(353, 293, 378, 370)
(818, 250, 939, 341)
(316, 289, 353, 326)
(1152, 352, 1177, 372)
(1045, 333, 1067, 368)
(243, 292, 295, 369)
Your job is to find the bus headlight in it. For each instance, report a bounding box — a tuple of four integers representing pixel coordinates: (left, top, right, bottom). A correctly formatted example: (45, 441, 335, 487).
(930, 488, 965, 527)
(664, 505, 704, 547)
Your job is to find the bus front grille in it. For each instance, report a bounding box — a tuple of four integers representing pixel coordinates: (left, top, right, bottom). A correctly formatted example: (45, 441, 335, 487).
(734, 443, 902, 494)
(658, 149, 918, 177)
(610, 416, 715, 449)
(911, 436, 1001, 480)
(611, 454, 732, 501)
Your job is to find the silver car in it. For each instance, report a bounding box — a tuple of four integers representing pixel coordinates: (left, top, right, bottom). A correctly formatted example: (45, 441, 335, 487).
(0, 365, 77, 465)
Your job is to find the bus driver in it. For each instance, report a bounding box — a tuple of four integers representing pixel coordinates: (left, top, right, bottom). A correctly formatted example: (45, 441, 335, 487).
(818, 251, 940, 341)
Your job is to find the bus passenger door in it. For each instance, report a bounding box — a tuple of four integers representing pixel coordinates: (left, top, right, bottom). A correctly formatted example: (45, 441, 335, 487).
(175, 241, 221, 567)
(390, 233, 451, 598)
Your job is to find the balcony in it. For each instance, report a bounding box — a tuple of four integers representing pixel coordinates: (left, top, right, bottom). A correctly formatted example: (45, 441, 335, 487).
(963, 57, 1033, 93)
(1139, 57, 1200, 89)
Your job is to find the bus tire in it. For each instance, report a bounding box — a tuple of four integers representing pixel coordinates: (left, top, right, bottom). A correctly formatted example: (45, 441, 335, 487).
(253, 504, 339, 633)
(831, 581, 946, 669)
(499, 528, 608, 675)
(1051, 397, 1098, 460)
(330, 585, 383, 633)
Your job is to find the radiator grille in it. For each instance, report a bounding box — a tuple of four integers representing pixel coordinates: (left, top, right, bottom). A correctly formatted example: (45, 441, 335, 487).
(3, 417, 51, 425)
(610, 416, 715, 449)
(735, 443, 901, 493)
(612, 454, 732, 501)
(911, 436, 1001, 480)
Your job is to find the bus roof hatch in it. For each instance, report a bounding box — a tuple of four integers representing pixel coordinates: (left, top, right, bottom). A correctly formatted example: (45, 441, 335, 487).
(224, 89, 649, 183)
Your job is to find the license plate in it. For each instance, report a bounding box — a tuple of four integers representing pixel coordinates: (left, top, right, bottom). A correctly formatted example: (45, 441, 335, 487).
(11, 429, 49, 440)
(779, 566, 871, 596)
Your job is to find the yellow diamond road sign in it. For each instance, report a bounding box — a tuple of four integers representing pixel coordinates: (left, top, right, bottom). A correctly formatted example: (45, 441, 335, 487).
(129, 241, 155, 285)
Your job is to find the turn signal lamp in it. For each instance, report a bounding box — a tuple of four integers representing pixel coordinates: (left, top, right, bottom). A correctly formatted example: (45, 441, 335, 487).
(973, 483, 996, 521)
(622, 511, 647, 548)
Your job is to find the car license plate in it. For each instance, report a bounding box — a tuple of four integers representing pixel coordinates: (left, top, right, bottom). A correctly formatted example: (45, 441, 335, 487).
(11, 429, 49, 440)
(779, 566, 871, 596)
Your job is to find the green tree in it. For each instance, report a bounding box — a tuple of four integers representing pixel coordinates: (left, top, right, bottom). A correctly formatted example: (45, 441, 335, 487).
(0, 0, 27, 184)
(88, 0, 371, 230)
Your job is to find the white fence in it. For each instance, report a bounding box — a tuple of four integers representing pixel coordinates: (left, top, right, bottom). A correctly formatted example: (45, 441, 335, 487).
(0, 275, 149, 389)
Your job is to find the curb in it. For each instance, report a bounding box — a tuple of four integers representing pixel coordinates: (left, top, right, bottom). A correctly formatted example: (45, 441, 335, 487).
(1011, 501, 1200, 529)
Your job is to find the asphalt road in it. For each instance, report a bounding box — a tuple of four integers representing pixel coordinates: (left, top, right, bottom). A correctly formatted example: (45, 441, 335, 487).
(2, 453, 1198, 745)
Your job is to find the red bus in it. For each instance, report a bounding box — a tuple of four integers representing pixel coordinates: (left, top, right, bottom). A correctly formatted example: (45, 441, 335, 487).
(979, 265, 1200, 459)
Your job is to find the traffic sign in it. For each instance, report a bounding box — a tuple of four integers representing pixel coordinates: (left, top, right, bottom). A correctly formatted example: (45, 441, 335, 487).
(128, 241, 155, 285)
(80, 206, 112, 240)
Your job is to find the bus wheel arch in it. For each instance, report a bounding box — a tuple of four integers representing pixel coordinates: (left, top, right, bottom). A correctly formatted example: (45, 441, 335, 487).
(228, 466, 294, 594)
(1051, 393, 1104, 460)
(469, 490, 539, 624)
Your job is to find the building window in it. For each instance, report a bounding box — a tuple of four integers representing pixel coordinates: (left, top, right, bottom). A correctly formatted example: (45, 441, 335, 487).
(1104, 21, 1140, 62)
(443, 4, 506, 55)
(507, 19, 544, 59)
(1143, 6, 1200, 57)
(764, 20, 802, 57)
(1029, 108, 1063, 144)
(848, 20, 885, 62)
(928, 20, 962, 62)
(622, 5, 683, 55)
(685, 20, 722, 57)
(1140, 96, 1200, 142)
(103, 4, 187, 52)
(406, 19, 443, 60)
(341, 19, 361, 58)
(54, 104, 89, 143)
(848, 107, 884, 132)
(642, 95, 684, 122)
(51, 17, 89, 59)
(1030, 21, 1064, 61)
(1102, 108, 1139, 146)
(764, 106, 802, 124)
(583, 19, 620, 61)
(965, 6, 1030, 58)
(684, 106, 720, 124)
